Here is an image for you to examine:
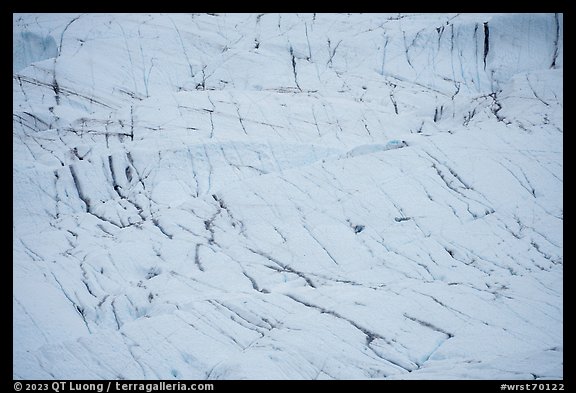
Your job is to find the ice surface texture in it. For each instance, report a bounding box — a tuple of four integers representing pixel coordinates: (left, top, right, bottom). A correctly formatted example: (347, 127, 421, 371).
(13, 13, 562, 379)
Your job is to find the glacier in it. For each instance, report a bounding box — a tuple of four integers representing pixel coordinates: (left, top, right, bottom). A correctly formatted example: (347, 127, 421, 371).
(13, 13, 562, 379)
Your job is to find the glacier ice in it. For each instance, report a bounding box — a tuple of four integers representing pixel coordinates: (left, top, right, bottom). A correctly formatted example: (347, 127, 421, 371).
(13, 31, 58, 73)
(13, 13, 562, 380)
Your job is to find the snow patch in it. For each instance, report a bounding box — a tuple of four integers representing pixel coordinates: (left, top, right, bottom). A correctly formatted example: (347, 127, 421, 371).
(344, 140, 408, 158)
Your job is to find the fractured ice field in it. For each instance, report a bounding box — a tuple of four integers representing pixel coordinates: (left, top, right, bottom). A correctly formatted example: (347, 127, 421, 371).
(13, 13, 562, 379)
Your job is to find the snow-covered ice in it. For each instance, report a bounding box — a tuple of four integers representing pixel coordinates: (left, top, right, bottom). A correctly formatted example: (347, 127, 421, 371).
(13, 13, 562, 379)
